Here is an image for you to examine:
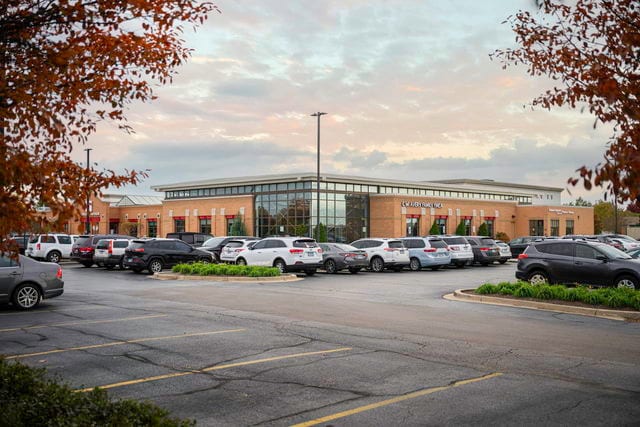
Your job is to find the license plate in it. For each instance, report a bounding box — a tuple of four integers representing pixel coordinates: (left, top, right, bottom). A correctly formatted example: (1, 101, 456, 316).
(126, 258, 132, 262)
(306, 251, 316, 256)
(355, 255, 365, 260)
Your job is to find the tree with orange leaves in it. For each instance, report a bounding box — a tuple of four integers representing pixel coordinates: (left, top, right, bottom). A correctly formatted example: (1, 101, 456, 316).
(493, 0, 640, 203)
(0, 0, 218, 251)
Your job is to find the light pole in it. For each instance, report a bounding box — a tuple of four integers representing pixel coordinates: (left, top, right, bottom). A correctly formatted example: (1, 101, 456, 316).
(311, 112, 326, 240)
(84, 148, 92, 234)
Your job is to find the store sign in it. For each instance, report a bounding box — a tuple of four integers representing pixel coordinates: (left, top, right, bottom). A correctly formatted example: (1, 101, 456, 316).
(400, 201, 443, 208)
(548, 208, 575, 215)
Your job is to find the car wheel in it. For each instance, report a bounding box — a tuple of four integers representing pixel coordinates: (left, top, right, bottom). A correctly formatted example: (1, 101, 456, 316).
(430, 266, 441, 271)
(12, 283, 42, 310)
(527, 270, 549, 285)
(199, 257, 211, 264)
(499, 259, 507, 264)
(273, 259, 287, 273)
(370, 257, 385, 273)
(119, 257, 125, 270)
(149, 259, 163, 274)
(393, 266, 403, 272)
(46, 251, 61, 263)
(348, 267, 360, 274)
(105, 264, 114, 270)
(131, 268, 143, 273)
(409, 257, 421, 271)
(324, 259, 337, 274)
(306, 269, 316, 276)
(481, 262, 489, 267)
(615, 275, 638, 290)
(236, 258, 247, 266)
(81, 261, 93, 268)
(455, 262, 465, 269)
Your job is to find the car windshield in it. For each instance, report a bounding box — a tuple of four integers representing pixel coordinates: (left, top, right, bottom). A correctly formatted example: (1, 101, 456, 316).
(443, 237, 467, 245)
(334, 244, 358, 252)
(74, 237, 91, 246)
(225, 241, 244, 248)
(202, 237, 227, 247)
(480, 238, 496, 246)
(95, 240, 109, 249)
(293, 239, 318, 248)
(429, 239, 448, 248)
(387, 241, 404, 249)
(597, 243, 632, 259)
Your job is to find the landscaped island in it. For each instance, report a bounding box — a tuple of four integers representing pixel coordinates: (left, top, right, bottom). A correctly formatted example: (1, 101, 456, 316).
(172, 262, 281, 277)
(475, 281, 640, 311)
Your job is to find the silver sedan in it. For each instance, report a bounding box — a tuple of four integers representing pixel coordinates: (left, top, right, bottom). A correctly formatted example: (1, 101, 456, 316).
(0, 254, 64, 309)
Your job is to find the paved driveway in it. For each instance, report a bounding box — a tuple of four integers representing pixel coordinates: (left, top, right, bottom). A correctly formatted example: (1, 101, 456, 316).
(1, 262, 639, 426)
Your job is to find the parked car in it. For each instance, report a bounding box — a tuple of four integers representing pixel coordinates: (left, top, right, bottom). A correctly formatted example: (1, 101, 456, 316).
(123, 238, 213, 274)
(350, 238, 410, 272)
(25, 234, 73, 263)
(609, 238, 640, 252)
(94, 238, 133, 269)
(516, 239, 640, 289)
(439, 235, 474, 268)
(465, 236, 501, 266)
(628, 248, 640, 259)
(201, 236, 258, 262)
(318, 243, 369, 274)
(219, 239, 260, 264)
(165, 232, 212, 247)
(71, 234, 134, 267)
(7, 233, 31, 255)
(508, 236, 546, 258)
(0, 254, 64, 309)
(495, 240, 512, 264)
(235, 237, 322, 275)
(563, 234, 625, 251)
(400, 237, 451, 271)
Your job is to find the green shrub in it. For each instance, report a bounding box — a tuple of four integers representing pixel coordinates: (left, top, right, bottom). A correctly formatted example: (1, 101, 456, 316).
(549, 285, 568, 300)
(476, 284, 499, 294)
(581, 291, 604, 306)
(0, 359, 194, 426)
(534, 285, 554, 300)
(171, 263, 280, 277)
(605, 293, 626, 309)
(514, 284, 535, 298)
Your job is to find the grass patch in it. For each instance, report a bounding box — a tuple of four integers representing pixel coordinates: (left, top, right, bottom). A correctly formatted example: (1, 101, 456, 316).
(172, 262, 280, 277)
(474, 282, 640, 311)
(0, 359, 193, 426)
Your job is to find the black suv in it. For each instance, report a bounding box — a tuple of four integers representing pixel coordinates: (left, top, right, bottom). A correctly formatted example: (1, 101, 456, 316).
(508, 236, 547, 258)
(465, 236, 501, 266)
(123, 238, 213, 273)
(516, 239, 640, 289)
(71, 234, 134, 267)
(200, 236, 258, 262)
(165, 232, 212, 247)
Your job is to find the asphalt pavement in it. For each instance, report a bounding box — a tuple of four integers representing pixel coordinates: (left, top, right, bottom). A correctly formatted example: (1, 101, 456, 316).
(1, 262, 638, 426)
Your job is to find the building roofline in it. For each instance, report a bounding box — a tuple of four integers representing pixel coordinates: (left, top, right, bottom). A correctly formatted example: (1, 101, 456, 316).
(152, 172, 556, 196)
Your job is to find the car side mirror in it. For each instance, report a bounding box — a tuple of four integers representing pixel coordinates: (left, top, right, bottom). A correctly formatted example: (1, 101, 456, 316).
(249, 246, 255, 250)
(596, 255, 608, 262)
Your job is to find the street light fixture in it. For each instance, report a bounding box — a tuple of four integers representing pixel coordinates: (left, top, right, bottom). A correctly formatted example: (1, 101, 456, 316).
(84, 148, 92, 234)
(311, 112, 326, 240)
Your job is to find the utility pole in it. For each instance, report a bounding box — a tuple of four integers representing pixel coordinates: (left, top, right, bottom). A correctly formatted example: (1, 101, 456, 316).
(310, 112, 326, 240)
(84, 148, 92, 234)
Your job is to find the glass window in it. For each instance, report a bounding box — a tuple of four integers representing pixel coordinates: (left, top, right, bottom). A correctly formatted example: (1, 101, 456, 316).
(429, 239, 448, 249)
(174, 219, 185, 233)
(388, 241, 404, 249)
(0, 255, 19, 268)
(148, 221, 157, 238)
(575, 244, 600, 259)
(436, 218, 447, 234)
(199, 218, 211, 235)
(566, 219, 575, 235)
(538, 243, 573, 256)
(58, 235, 71, 244)
(406, 218, 419, 237)
(550, 219, 560, 236)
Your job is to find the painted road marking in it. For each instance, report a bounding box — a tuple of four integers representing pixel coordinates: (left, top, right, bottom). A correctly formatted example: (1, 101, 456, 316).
(0, 306, 107, 316)
(5, 329, 246, 359)
(0, 314, 168, 333)
(76, 347, 352, 392)
(291, 372, 503, 427)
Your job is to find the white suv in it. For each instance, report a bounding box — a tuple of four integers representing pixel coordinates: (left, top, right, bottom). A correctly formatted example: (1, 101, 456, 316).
(350, 238, 410, 272)
(220, 239, 260, 263)
(235, 237, 322, 275)
(25, 234, 73, 263)
(439, 235, 474, 268)
(94, 238, 132, 269)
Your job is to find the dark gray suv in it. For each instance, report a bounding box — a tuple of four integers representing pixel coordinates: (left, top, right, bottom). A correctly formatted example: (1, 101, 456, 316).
(516, 240, 640, 289)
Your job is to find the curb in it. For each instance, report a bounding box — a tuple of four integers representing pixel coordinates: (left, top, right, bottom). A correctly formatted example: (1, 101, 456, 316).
(444, 289, 640, 322)
(152, 272, 302, 283)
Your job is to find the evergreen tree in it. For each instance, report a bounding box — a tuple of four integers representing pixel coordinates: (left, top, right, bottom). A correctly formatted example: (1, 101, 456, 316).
(429, 221, 439, 235)
(313, 223, 328, 242)
(455, 220, 467, 236)
(478, 222, 489, 236)
(230, 214, 247, 236)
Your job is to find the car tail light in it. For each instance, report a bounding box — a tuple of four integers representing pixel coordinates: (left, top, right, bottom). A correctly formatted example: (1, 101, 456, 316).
(289, 248, 304, 254)
(132, 247, 145, 253)
(424, 248, 437, 253)
(36, 243, 41, 250)
(108, 241, 113, 255)
(56, 267, 63, 279)
(518, 254, 529, 259)
(480, 247, 490, 251)
(80, 247, 93, 253)
(449, 246, 459, 251)
(317, 248, 323, 253)
(235, 248, 245, 253)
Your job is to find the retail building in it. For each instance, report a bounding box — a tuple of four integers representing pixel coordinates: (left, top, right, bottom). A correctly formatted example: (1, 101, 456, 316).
(62, 173, 594, 241)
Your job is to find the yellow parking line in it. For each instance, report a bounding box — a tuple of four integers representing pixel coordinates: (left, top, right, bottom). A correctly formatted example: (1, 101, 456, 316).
(5, 329, 246, 359)
(291, 372, 503, 427)
(0, 314, 168, 333)
(76, 347, 352, 393)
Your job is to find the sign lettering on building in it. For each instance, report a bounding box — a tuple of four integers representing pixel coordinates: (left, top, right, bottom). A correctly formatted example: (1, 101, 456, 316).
(548, 208, 575, 215)
(400, 201, 443, 208)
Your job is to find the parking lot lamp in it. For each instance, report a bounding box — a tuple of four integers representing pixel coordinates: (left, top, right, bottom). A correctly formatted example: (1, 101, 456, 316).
(84, 148, 92, 234)
(311, 112, 327, 239)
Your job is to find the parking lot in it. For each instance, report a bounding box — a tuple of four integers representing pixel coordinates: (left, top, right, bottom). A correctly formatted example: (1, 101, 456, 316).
(2, 263, 639, 426)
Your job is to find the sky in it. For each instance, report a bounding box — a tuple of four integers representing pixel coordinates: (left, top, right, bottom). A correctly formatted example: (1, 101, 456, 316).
(81, 0, 611, 203)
